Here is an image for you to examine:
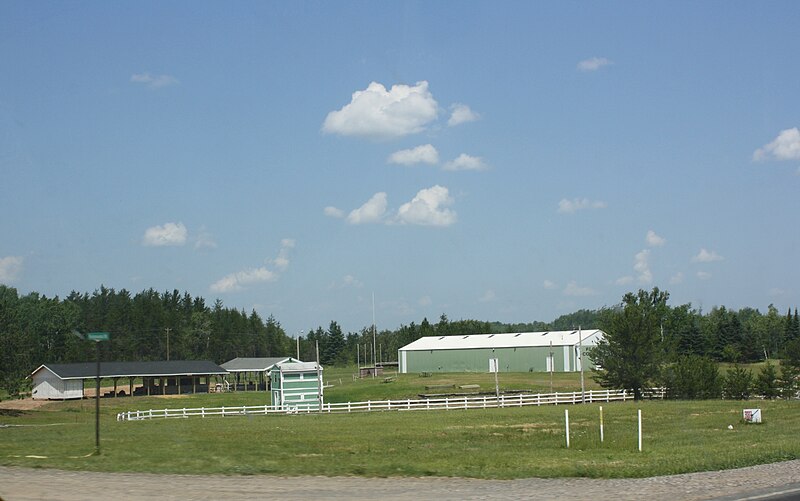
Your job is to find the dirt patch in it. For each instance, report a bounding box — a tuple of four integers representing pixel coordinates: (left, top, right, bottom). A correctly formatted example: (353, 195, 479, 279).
(0, 398, 52, 411)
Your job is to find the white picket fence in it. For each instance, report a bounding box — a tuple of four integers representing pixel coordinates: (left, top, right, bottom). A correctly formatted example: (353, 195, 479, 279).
(116, 388, 665, 421)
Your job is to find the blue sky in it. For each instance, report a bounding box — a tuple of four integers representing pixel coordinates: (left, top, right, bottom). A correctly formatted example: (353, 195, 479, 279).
(1, 2, 799, 337)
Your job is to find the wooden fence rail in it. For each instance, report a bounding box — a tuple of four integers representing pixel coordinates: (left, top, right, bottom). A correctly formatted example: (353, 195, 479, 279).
(117, 388, 665, 421)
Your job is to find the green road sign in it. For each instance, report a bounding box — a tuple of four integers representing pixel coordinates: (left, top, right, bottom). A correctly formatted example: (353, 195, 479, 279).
(87, 332, 110, 341)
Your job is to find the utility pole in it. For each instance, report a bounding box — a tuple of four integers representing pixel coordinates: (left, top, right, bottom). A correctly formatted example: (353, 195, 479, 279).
(297, 331, 302, 360)
(549, 340, 554, 393)
(164, 328, 171, 361)
(315, 340, 322, 414)
(372, 292, 377, 378)
(579, 326, 585, 403)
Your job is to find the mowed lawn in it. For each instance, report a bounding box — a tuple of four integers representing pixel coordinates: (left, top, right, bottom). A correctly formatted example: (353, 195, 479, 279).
(1, 370, 798, 479)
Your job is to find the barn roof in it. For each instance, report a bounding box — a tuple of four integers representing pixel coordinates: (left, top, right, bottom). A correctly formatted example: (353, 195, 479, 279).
(221, 357, 300, 372)
(398, 330, 605, 352)
(31, 360, 227, 380)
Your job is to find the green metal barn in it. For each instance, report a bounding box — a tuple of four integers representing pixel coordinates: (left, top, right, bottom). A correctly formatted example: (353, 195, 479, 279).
(398, 330, 604, 373)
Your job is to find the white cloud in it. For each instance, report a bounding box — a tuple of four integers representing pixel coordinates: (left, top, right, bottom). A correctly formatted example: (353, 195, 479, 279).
(479, 289, 497, 303)
(443, 153, 488, 171)
(396, 185, 457, 227)
(330, 274, 364, 289)
(563, 281, 597, 296)
(324, 206, 345, 218)
(615, 276, 634, 286)
(347, 192, 388, 225)
(448, 103, 480, 126)
(388, 144, 439, 166)
(645, 230, 666, 247)
(669, 272, 685, 285)
(142, 222, 188, 247)
(322, 81, 438, 139)
(753, 127, 800, 161)
(692, 248, 724, 263)
(0, 256, 23, 283)
(271, 239, 295, 270)
(634, 249, 653, 284)
(130, 72, 179, 89)
(194, 228, 217, 250)
(418, 295, 432, 307)
(557, 198, 607, 214)
(210, 267, 277, 293)
(210, 240, 293, 293)
(543, 280, 557, 290)
(697, 271, 712, 280)
(577, 57, 613, 72)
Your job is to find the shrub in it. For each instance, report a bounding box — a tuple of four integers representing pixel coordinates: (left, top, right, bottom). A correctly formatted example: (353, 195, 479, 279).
(662, 355, 722, 399)
(755, 362, 781, 399)
(724, 365, 753, 400)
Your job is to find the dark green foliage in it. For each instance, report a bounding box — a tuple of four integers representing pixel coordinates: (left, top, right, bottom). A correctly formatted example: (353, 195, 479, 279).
(724, 365, 753, 400)
(662, 355, 722, 399)
(779, 363, 799, 399)
(755, 362, 781, 399)
(0, 285, 294, 394)
(590, 288, 669, 400)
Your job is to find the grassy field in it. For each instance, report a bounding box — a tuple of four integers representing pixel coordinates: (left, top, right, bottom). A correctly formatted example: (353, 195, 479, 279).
(2, 369, 798, 479)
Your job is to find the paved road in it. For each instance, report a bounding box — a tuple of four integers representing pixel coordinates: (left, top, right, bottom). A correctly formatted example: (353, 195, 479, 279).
(1, 460, 799, 500)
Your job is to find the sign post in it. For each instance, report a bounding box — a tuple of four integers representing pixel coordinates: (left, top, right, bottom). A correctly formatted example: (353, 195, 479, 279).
(87, 332, 109, 454)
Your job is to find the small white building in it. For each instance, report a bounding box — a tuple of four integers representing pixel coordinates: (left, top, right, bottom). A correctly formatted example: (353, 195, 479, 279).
(30, 365, 84, 399)
(269, 362, 323, 411)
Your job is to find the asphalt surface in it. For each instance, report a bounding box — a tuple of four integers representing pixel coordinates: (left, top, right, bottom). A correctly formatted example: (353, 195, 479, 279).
(1, 460, 799, 500)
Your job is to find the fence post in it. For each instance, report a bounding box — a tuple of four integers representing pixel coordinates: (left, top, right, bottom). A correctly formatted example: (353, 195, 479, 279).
(600, 406, 604, 443)
(565, 409, 570, 448)
(638, 409, 642, 452)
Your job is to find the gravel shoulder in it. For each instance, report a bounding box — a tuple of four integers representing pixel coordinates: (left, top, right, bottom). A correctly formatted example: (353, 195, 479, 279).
(1, 460, 799, 501)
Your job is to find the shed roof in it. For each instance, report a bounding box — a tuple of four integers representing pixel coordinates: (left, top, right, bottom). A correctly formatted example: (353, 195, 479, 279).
(398, 330, 605, 352)
(271, 362, 322, 373)
(31, 360, 227, 380)
(221, 357, 299, 372)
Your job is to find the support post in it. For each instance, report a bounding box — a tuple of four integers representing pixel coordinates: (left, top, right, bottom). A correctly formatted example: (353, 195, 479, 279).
(565, 408, 570, 448)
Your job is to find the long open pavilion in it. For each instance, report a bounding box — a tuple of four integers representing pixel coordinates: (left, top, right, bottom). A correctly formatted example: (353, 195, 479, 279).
(30, 360, 228, 399)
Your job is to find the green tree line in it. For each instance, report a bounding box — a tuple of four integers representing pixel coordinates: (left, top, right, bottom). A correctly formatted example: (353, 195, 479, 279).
(590, 288, 800, 400)
(0, 285, 294, 395)
(1, 283, 798, 397)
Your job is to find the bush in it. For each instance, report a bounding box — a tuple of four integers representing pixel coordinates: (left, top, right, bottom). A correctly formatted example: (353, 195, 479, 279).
(724, 365, 753, 400)
(755, 362, 781, 399)
(780, 363, 799, 399)
(662, 355, 722, 399)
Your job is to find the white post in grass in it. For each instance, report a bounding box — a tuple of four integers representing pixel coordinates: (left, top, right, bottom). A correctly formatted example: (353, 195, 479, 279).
(565, 408, 570, 448)
(638, 409, 642, 452)
(600, 406, 604, 443)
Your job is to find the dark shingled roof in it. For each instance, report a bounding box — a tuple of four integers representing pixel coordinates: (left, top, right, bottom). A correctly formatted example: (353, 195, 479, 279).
(33, 360, 227, 380)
